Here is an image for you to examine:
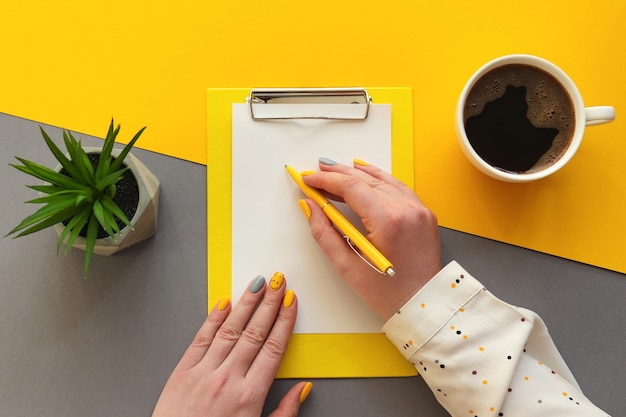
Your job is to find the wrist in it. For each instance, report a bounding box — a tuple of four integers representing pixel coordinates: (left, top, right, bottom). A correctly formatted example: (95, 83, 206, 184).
(382, 261, 484, 359)
(380, 262, 443, 321)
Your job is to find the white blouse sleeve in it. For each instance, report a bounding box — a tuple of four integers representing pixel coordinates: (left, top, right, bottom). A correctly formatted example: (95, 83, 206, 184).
(382, 261, 610, 417)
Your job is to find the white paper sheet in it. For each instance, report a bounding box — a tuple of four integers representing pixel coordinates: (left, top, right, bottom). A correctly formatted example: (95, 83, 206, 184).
(231, 103, 391, 333)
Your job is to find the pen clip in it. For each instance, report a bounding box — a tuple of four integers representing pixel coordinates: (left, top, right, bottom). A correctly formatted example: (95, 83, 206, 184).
(343, 236, 387, 276)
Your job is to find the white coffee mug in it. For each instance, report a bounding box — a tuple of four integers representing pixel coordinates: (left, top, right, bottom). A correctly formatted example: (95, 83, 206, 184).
(455, 54, 615, 182)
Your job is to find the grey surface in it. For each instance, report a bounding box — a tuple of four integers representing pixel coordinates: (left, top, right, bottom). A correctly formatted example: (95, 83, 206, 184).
(1, 112, 624, 416)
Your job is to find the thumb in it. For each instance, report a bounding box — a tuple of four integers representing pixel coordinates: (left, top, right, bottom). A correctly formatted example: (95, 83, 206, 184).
(299, 199, 352, 263)
(267, 381, 313, 417)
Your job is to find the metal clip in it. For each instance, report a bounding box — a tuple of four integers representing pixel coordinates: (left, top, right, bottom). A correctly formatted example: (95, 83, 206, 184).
(343, 236, 392, 276)
(247, 88, 371, 120)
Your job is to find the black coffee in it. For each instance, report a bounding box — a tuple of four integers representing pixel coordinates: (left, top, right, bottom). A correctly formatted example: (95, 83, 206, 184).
(463, 64, 575, 173)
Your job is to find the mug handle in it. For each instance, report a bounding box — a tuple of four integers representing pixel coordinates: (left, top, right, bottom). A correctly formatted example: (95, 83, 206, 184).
(585, 106, 615, 126)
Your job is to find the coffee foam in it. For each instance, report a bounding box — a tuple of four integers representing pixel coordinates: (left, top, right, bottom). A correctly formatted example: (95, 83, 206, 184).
(464, 64, 576, 173)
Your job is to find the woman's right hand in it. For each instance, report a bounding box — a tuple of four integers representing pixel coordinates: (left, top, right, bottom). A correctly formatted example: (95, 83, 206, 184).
(299, 158, 442, 321)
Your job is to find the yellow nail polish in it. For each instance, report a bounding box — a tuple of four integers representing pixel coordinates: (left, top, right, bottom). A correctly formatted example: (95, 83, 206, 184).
(298, 199, 312, 219)
(299, 381, 313, 403)
(269, 272, 285, 291)
(217, 297, 230, 311)
(353, 158, 369, 166)
(283, 289, 295, 308)
(301, 170, 315, 176)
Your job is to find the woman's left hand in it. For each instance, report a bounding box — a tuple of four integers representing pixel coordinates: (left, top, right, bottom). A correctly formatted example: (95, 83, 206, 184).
(152, 273, 310, 417)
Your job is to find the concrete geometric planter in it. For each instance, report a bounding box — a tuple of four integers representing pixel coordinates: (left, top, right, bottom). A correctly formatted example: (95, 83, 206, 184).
(53, 147, 160, 256)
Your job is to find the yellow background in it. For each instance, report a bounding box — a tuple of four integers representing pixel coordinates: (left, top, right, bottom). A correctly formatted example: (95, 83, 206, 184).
(1, 1, 625, 272)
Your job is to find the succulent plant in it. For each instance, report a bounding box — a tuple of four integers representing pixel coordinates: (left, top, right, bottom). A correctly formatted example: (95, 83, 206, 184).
(6, 120, 146, 276)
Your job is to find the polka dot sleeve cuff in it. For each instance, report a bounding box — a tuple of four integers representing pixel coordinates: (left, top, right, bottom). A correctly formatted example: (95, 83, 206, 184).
(382, 261, 484, 360)
(382, 261, 610, 417)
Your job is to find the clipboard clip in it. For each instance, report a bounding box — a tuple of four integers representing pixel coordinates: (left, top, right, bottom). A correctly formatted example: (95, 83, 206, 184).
(247, 88, 371, 120)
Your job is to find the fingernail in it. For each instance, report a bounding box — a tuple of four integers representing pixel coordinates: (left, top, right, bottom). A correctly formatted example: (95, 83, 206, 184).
(298, 199, 312, 219)
(249, 275, 265, 293)
(217, 297, 230, 311)
(353, 158, 369, 166)
(299, 381, 313, 403)
(269, 272, 285, 291)
(283, 289, 295, 308)
(319, 157, 337, 166)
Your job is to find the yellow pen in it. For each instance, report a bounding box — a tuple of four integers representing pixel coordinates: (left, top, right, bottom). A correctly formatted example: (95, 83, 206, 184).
(285, 165, 395, 277)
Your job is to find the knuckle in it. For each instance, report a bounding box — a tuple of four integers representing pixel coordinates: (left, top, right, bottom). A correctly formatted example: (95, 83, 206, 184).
(309, 214, 339, 247)
(413, 204, 438, 225)
(210, 369, 231, 394)
(426, 209, 438, 226)
(241, 326, 266, 346)
(341, 175, 363, 193)
(367, 177, 387, 188)
(384, 203, 437, 231)
(190, 335, 212, 349)
(216, 324, 241, 342)
(238, 385, 263, 409)
(309, 220, 329, 243)
(332, 256, 354, 277)
(262, 335, 286, 357)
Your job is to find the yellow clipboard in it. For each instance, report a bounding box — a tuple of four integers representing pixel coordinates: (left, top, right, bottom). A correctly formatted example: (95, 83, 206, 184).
(207, 87, 417, 378)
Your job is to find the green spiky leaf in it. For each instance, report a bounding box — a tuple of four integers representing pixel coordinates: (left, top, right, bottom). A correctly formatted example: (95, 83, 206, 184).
(84, 214, 100, 277)
(92, 199, 115, 237)
(6, 195, 80, 237)
(57, 206, 91, 255)
(100, 195, 132, 229)
(11, 204, 82, 238)
(64, 208, 91, 256)
(109, 126, 145, 172)
(25, 189, 89, 205)
(11, 158, 89, 190)
(27, 184, 65, 195)
(95, 120, 120, 181)
(41, 127, 84, 182)
(95, 167, 127, 193)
